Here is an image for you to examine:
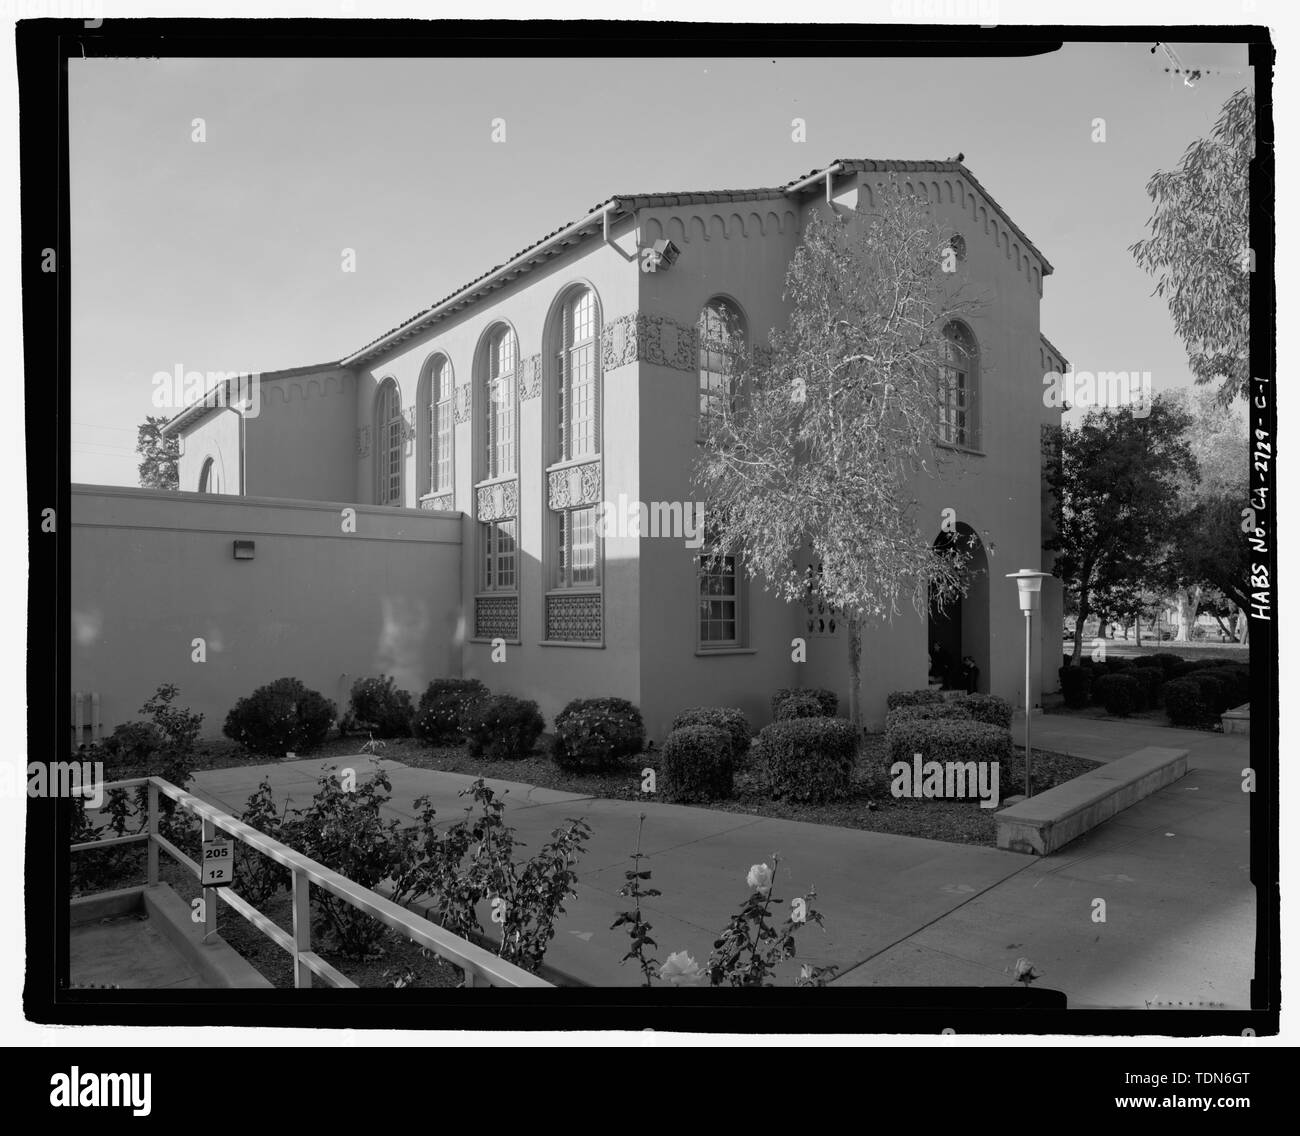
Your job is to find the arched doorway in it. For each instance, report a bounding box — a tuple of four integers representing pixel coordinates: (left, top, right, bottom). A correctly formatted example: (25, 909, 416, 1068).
(928, 524, 990, 693)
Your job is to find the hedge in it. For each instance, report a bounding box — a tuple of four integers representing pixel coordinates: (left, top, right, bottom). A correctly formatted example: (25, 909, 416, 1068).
(772, 687, 839, 721)
(459, 694, 545, 760)
(413, 678, 489, 744)
(1163, 678, 1215, 727)
(551, 697, 645, 771)
(885, 718, 1022, 800)
(1058, 666, 1093, 709)
(669, 707, 751, 764)
(1092, 672, 1142, 717)
(660, 725, 734, 802)
(755, 717, 858, 803)
(223, 677, 335, 757)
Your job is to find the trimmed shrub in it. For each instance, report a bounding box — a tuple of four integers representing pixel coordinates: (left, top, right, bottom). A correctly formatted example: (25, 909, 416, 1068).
(1188, 671, 1235, 715)
(1101, 656, 1132, 675)
(413, 678, 489, 743)
(1169, 658, 1221, 680)
(1058, 665, 1093, 709)
(1128, 664, 1164, 708)
(885, 719, 1017, 799)
(772, 687, 838, 719)
(772, 691, 825, 720)
(669, 707, 751, 764)
(346, 675, 414, 737)
(660, 725, 734, 803)
(756, 717, 858, 803)
(1163, 678, 1214, 727)
(1147, 652, 1186, 675)
(1201, 666, 1249, 706)
(884, 701, 973, 733)
(1129, 656, 1163, 670)
(1092, 672, 1141, 717)
(886, 688, 946, 711)
(223, 677, 335, 757)
(960, 693, 1014, 730)
(551, 697, 646, 771)
(460, 694, 545, 761)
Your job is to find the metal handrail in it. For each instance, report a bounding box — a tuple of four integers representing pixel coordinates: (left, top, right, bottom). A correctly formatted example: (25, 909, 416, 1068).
(71, 775, 551, 989)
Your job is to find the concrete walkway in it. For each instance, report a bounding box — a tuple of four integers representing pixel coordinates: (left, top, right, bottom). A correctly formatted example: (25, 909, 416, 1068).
(184, 714, 1254, 1005)
(1026, 713, 1251, 772)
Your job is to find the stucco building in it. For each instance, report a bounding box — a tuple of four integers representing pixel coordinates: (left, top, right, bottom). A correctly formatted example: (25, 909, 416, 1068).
(158, 158, 1066, 739)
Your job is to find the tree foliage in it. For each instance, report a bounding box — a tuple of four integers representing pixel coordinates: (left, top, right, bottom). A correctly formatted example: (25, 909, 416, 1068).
(136, 415, 179, 490)
(1044, 396, 1198, 662)
(694, 186, 976, 723)
(1129, 87, 1254, 406)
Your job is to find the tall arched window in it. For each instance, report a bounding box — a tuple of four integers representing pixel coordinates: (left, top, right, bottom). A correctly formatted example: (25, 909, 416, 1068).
(939, 321, 979, 449)
(484, 325, 517, 479)
(375, 378, 404, 506)
(419, 355, 454, 499)
(557, 287, 600, 461)
(697, 299, 745, 436)
(198, 456, 222, 494)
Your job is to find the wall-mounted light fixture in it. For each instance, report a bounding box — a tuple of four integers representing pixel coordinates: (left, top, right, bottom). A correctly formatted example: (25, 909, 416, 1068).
(651, 238, 681, 269)
(233, 540, 255, 560)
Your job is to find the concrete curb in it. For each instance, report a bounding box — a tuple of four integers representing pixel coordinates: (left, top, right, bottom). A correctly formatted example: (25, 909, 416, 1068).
(142, 883, 274, 989)
(996, 746, 1188, 855)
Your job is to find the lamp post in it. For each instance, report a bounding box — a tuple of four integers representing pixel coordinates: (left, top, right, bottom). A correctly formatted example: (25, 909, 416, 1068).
(1007, 569, 1051, 797)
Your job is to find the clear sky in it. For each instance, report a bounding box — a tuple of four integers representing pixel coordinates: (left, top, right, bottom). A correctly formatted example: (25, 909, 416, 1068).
(68, 41, 1252, 484)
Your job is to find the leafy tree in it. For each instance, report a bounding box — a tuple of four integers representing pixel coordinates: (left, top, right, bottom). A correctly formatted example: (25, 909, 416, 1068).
(1130, 87, 1254, 407)
(694, 187, 975, 725)
(1045, 396, 1198, 664)
(136, 415, 179, 490)
(1163, 386, 1249, 639)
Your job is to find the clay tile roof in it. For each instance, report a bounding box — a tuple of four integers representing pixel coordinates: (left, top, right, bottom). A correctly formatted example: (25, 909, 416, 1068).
(334, 159, 1049, 369)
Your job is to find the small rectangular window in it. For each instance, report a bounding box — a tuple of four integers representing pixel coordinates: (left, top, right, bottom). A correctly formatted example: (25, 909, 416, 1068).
(556, 506, 599, 589)
(697, 549, 743, 647)
(482, 519, 518, 592)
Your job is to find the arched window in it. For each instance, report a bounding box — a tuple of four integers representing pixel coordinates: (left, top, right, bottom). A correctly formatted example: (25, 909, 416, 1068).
(557, 287, 600, 461)
(697, 299, 745, 436)
(375, 378, 404, 505)
(484, 325, 517, 479)
(939, 321, 979, 449)
(419, 356, 454, 499)
(198, 456, 222, 494)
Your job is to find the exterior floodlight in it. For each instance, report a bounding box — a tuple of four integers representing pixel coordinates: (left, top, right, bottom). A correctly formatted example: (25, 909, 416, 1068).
(652, 238, 681, 268)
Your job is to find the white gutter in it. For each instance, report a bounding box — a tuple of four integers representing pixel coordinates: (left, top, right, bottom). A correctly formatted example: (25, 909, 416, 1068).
(342, 200, 623, 366)
(784, 162, 844, 203)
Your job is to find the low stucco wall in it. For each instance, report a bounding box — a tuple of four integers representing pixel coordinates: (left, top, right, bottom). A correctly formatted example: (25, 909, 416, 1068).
(71, 485, 463, 739)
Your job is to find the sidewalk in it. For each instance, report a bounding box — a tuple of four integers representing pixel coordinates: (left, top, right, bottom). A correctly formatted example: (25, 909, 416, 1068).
(187, 717, 1253, 1004)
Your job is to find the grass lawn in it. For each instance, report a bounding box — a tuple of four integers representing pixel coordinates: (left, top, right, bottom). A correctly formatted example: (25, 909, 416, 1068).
(1059, 637, 1247, 661)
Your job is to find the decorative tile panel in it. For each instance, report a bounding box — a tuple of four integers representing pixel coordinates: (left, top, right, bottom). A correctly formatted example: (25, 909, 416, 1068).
(453, 384, 472, 424)
(519, 353, 542, 400)
(475, 595, 519, 640)
(641, 314, 697, 372)
(547, 461, 601, 511)
(475, 478, 518, 521)
(601, 314, 640, 372)
(420, 492, 454, 512)
(546, 592, 602, 642)
(355, 426, 371, 458)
